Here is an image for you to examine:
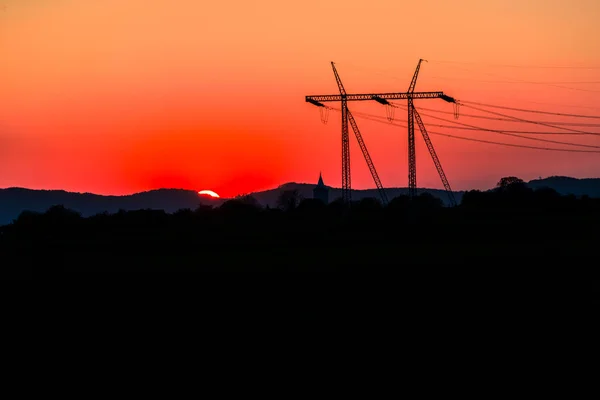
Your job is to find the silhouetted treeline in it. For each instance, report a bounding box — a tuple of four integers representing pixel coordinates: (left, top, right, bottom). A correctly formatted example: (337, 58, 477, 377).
(2, 177, 600, 274)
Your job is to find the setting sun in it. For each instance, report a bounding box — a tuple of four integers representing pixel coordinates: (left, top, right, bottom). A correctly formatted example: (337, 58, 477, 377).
(198, 190, 220, 198)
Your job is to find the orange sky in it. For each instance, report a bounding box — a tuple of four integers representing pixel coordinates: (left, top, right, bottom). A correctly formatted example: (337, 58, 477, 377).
(1, 0, 600, 197)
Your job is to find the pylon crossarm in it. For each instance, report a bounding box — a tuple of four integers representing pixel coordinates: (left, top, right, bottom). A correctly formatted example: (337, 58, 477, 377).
(306, 91, 446, 103)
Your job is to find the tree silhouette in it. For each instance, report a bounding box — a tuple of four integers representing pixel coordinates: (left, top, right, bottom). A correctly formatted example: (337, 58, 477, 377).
(277, 189, 303, 212)
(497, 176, 525, 189)
(234, 194, 261, 208)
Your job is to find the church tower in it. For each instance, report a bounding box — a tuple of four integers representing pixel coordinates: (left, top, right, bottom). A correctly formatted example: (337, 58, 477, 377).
(313, 172, 329, 204)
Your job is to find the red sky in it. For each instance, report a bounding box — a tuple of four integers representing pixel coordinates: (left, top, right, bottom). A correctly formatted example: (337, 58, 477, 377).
(1, 0, 600, 197)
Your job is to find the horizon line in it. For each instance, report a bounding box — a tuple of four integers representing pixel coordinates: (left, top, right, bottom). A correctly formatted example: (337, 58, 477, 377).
(0, 175, 589, 198)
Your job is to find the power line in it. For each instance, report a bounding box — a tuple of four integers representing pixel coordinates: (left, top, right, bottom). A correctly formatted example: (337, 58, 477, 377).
(428, 60, 600, 70)
(426, 63, 600, 93)
(426, 75, 600, 93)
(458, 103, 600, 136)
(509, 99, 600, 111)
(369, 107, 600, 146)
(325, 106, 600, 153)
(414, 109, 600, 147)
(423, 131, 600, 153)
(354, 109, 596, 134)
(428, 76, 600, 85)
(459, 100, 600, 119)
(335, 61, 600, 105)
(389, 102, 600, 127)
(420, 123, 592, 136)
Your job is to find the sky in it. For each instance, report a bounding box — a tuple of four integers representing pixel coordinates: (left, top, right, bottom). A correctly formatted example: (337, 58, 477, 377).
(1, 0, 600, 197)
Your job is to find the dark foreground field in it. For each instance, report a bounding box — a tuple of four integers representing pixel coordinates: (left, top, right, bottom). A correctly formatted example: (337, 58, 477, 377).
(2, 181, 600, 277)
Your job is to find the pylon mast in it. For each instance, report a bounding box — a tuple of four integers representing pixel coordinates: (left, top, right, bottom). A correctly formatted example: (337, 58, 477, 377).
(407, 59, 425, 198)
(331, 62, 352, 204)
(341, 98, 351, 204)
(331, 62, 390, 205)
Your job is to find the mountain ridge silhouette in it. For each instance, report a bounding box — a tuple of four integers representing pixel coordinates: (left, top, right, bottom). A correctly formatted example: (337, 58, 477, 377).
(1, 175, 599, 226)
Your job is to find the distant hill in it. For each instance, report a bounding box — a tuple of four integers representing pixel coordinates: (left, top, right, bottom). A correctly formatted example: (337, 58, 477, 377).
(525, 176, 600, 198)
(0, 188, 223, 226)
(249, 182, 464, 208)
(1, 176, 599, 226)
(248, 177, 600, 205)
(0, 184, 460, 225)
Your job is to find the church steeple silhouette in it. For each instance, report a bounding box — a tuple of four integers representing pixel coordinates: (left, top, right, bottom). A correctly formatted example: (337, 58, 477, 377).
(313, 172, 329, 204)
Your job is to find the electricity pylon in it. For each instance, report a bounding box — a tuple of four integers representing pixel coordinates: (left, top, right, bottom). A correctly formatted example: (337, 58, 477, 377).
(306, 60, 456, 204)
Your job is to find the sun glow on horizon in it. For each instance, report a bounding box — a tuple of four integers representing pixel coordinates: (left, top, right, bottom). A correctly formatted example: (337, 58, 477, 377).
(198, 190, 220, 198)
